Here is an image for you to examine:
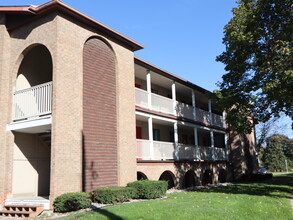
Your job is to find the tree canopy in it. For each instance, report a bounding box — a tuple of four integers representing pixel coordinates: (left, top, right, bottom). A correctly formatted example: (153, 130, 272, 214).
(262, 134, 292, 171)
(215, 0, 293, 134)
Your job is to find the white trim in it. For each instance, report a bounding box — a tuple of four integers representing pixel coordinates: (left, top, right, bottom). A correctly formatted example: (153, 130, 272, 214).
(174, 122, 179, 160)
(172, 82, 176, 115)
(135, 111, 226, 134)
(7, 116, 52, 132)
(148, 117, 154, 159)
(146, 70, 152, 110)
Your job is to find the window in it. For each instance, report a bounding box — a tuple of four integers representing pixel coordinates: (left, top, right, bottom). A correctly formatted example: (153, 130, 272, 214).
(153, 129, 160, 141)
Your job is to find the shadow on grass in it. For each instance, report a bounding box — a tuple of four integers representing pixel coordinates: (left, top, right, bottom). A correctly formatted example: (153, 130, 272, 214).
(91, 206, 124, 220)
(201, 173, 293, 199)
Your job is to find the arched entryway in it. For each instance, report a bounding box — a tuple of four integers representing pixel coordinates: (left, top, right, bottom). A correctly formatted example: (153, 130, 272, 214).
(12, 44, 53, 198)
(159, 171, 175, 189)
(137, 172, 148, 180)
(203, 169, 213, 185)
(218, 169, 227, 183)
(183, 170, 197, 188)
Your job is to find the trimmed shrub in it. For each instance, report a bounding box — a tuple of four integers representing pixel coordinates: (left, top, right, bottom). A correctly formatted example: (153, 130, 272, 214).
(93, 186, 136, 204)
(127, 180, 168, 199)
(53, 192, 91, 213)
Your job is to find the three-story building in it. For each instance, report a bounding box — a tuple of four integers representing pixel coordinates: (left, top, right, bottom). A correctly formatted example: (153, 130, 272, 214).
(0, 0, 258, 210)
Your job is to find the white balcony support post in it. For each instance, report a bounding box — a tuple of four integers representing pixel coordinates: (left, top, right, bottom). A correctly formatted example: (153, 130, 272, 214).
(194, 127, 199, 160)
(172, 81, 176, 115)
(146, 70, 152, 110)
(223, 111, 227, 128)
(174, 122, 179, 160)
(148, 117, 154, 160)
(208, 99, 212, 125)
(192, 90, 196, 121)
(210, 130, 215, 161)
(225, 133, 229, 161)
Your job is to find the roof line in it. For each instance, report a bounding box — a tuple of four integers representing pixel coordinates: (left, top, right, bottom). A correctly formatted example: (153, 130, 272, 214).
(1, 0, 145, 51)
(134, 57, 212, 95)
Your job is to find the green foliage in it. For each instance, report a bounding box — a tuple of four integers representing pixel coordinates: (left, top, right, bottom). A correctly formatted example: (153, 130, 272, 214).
(92, 187, 136, 204)
(53, 192, 91, 213)
(263, 140, 287, 172)
(266, 134, 293, 170)
(216, 0, 293, 133)
(65, 174, 293, 220)
(127, 180, 167, 199)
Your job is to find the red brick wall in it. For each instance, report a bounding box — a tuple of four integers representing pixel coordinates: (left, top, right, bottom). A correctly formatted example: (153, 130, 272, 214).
(83, 37, 117, 191)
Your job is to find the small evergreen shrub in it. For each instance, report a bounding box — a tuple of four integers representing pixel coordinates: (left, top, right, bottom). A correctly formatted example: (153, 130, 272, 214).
(127, 180, 167, 199)
(53, 192, 91, 213)
(93, 186, 136, 204)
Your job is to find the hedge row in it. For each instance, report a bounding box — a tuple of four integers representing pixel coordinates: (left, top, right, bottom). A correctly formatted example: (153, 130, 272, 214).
(53, 180, 167, 212)
(127, 180, 167, 199)
(53, 192, 91, 213)
(93, 186, 136, 204)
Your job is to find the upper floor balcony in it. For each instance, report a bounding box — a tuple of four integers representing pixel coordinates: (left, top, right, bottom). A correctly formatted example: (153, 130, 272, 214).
(135, 87, 225, 128)
(13, 81, 52, 121)
(7, 45, 53, 134)
(134, 63, 225, 128)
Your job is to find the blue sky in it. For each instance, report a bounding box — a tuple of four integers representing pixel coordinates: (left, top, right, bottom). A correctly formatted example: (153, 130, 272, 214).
(2, 0, 292, 138)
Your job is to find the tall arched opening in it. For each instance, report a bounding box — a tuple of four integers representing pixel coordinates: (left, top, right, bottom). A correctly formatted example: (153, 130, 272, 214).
(12, 44, 53, 198)
(218, 169, 227, 183)
(203, 169, 213, 185)
(183, 170, 197, 188)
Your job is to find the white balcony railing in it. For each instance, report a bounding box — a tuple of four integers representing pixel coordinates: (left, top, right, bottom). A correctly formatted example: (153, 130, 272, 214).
(137, 139, 175, 160)
(153, 141, 175, 160)
(137, 139, 151, 160)
(135, 88, 148, 108)
(13, 81, 52, 121)
(198, 146, 213, 161)
(212, 113, 225, 128)
(214, 147, 226, 160)
(151, 93, 173, 115)
(176, 102, 194, 119)
(137, 140, 227, 161)
(196, 108, 211, 124)
(178, 144, 197, 160)
(135, 88, 226, 128)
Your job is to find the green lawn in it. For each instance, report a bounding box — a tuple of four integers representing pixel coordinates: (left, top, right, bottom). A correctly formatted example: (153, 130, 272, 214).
(65, 173, 293, 220)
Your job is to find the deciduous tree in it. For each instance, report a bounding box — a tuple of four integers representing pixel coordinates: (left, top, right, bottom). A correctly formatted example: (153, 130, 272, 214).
(215, 0, 293, 133)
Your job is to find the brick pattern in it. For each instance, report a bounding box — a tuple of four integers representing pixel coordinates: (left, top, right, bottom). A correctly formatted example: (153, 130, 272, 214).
(83, 37, 117, 191)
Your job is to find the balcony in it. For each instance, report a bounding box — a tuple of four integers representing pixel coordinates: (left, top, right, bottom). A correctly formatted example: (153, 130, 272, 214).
(137, 139, 175, 160)
(196, 108, 211, 125)
(135, 88, 225, 128)
(151, 94, 173, 115)
(212, 114, 225, 128)
(13, 82, 52, 121)
(176, 102, 194, 119)
(137, 140, 227, 161)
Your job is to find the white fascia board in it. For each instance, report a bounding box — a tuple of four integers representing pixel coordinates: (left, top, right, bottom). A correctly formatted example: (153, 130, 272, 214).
(7, 116, 52, 133)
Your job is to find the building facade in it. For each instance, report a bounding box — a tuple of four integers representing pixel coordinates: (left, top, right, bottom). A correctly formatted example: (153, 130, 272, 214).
(0, 0, 258, 209)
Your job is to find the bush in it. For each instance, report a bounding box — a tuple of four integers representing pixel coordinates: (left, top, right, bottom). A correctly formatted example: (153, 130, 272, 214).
(127, 180, 167, 199)
(93, 186, 136, 204)
(53, 192, 91, 213)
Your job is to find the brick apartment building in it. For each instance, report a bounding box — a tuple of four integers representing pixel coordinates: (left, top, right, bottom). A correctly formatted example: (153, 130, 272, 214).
(0, 0, 258, 210)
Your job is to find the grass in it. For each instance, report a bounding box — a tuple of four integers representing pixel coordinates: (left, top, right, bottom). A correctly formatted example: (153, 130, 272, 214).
(65, 173, 293, 220)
